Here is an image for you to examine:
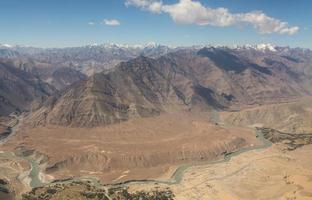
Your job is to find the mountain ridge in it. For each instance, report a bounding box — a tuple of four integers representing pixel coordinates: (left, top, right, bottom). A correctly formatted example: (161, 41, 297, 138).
(0, 61, 56, 116)
(27, 46, 312, 127)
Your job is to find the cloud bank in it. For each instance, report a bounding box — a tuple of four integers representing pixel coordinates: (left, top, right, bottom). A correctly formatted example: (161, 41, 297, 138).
(125, 0, 299, 35)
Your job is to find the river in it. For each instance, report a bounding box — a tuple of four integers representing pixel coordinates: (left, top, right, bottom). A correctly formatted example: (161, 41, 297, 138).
(0, 110, 272, 190)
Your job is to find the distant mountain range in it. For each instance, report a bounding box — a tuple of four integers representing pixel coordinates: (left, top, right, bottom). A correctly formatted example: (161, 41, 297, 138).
(0, 43, 174, 76)
(2, 43, 301, 76)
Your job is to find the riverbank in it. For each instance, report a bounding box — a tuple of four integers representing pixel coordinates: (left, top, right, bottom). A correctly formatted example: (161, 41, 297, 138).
(1, 110, 273, 199)
(43, 111, 272, 189)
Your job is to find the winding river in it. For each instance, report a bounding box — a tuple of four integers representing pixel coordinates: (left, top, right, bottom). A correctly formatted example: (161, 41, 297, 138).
(106, 111, 272, 187)
(0, 110, 272, 190)
(0, 115, 43, 188)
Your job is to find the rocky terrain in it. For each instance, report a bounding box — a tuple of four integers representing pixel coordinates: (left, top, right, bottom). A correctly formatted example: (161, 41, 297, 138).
(27, 55, 225, 127)
(0, 116, 16, 141)
(0, 57, 88, 91)
(223, 97, 312, 134)
(0, 43, 178, 106)
(35, 67, 87, 91)
(0, 179, 15, 200)
(28, 46, 312, 127)
(258, 127, 312, 150)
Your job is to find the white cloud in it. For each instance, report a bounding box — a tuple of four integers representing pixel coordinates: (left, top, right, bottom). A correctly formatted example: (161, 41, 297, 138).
(125, 0, 299, 35)
(238, 11, 299, 35)
(88, 21, 95, 26)
(103, 19, 120, 26)
(125, 0, 163, 13)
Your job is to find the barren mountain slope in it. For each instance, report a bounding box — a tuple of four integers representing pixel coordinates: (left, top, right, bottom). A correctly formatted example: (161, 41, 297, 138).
(28, 47, 312, 127)
(0, 58, 88, 91)
(222, 97, 312, 134)
(29, 55, 229, 127)
(195, 48, 310, 105)
(0, 61, 55, 116)
(35, 66, 87, 90)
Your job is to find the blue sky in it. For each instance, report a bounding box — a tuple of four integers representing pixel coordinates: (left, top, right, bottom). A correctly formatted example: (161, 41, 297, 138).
(0, 0, 311, 48)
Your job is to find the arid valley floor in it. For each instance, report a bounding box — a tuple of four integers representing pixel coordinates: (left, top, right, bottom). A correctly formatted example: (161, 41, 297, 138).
(1, 98, 312, 199)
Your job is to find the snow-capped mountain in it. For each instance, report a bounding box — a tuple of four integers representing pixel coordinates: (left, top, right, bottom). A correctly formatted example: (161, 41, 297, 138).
(0, 42, 310, 76)
(0, 44, 14, 48)
(232, 43, 277, 52)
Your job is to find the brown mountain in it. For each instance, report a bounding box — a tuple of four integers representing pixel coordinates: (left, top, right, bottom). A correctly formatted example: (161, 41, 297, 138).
(0, 61, 55, 116)
(0, 58, 87, 91)
(194, 47, 310, 105)
(34, 67, 87, 91)
(29, 55, 229, 127)
(29, 47, 312, 127)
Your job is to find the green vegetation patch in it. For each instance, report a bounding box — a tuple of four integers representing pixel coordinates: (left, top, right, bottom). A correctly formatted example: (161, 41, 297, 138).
(258, 127, 312, 150)
(0, 179, 10, 193)
(22, 181, 174, 200)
